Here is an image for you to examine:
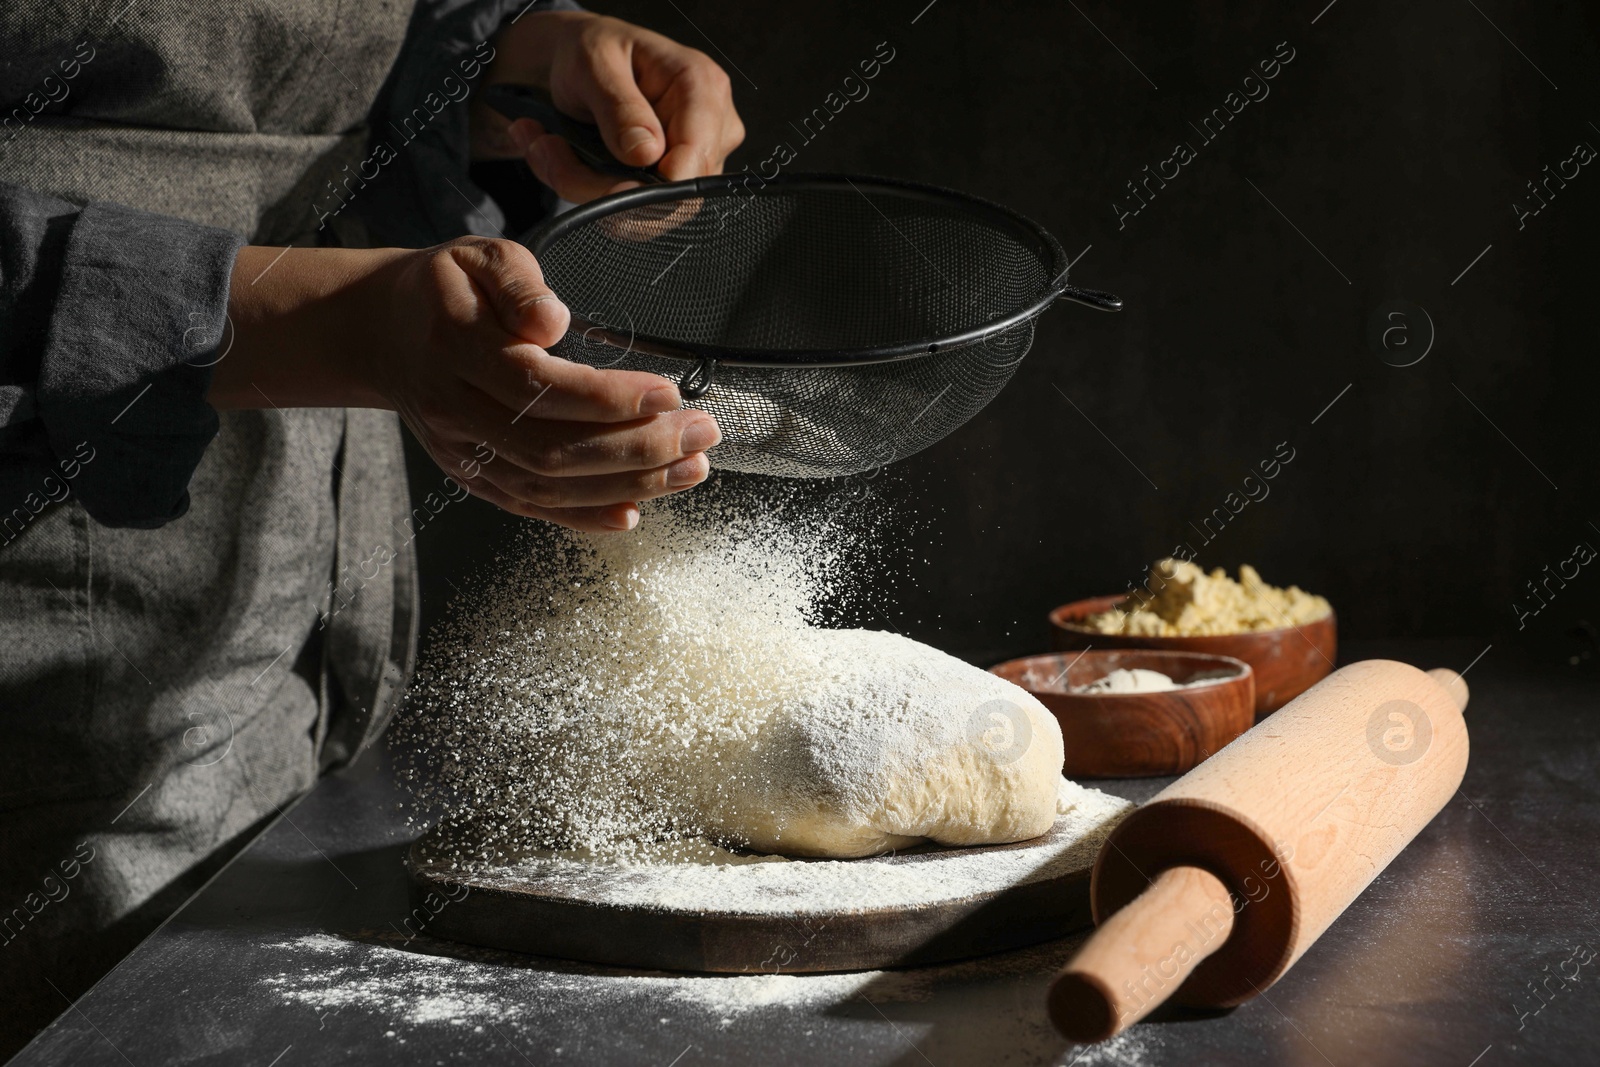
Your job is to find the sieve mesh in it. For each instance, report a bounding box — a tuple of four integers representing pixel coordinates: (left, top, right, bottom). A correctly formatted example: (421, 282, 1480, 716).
(528, 175, 1070, 478)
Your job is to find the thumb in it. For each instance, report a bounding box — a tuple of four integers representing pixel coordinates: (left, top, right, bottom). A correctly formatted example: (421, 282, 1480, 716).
(448, 239, 571, 348)
(583, 43, 665, 166)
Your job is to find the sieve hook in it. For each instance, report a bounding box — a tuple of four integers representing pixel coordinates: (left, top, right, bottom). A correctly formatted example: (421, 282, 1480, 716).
(1057, 284, 1123, 312)
(679, 356, 716, 399)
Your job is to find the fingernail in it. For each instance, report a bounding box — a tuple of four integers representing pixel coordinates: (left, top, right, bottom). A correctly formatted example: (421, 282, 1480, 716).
(508, 122, 531, 154)
(530, 292, 566, 318)
(641, 385, 681, 414)
(666, 455, 708, 487)
(679, 419, 721, 454)
(602, 506, 639, 531)
(620, 126, 656, 158)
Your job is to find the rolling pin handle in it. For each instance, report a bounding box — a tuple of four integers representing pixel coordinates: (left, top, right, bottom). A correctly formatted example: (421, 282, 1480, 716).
(1049, 865, 1235, 1043)
(1427, 667, 1469, 713)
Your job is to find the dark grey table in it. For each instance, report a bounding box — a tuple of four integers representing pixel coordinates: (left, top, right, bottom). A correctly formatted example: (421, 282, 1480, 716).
(15, 641, 1599, 1066)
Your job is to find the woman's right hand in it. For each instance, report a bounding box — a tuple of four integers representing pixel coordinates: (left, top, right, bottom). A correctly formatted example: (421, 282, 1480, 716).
(214, 238, 720, 533)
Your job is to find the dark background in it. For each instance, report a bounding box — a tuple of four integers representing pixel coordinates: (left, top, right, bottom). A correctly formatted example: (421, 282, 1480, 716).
(412, 0, 1600, 672)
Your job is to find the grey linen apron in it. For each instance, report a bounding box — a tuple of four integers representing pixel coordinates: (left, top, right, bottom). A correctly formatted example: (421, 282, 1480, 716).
(0, 0, 418, 1043)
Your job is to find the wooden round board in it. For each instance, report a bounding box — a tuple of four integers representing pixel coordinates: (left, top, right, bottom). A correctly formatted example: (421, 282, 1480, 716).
(403, 804, 1127, 974)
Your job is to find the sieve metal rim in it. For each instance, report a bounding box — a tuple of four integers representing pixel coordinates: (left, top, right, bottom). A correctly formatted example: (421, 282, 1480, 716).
(523, 172, 1078, 369)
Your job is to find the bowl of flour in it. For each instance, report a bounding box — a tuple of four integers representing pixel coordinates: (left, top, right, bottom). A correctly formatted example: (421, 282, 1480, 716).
(991, 650, 1254, 778)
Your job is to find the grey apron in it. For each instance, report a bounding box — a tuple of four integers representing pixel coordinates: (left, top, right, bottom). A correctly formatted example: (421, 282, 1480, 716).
(0, 0, 418, 1045)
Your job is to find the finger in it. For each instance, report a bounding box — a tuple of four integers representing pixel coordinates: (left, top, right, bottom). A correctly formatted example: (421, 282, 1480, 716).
(439, 374, 718, 477)
(595, 196, 706, 244)
(524, 133, 640, 204)
(495, 407, 721, 478)
(445, 238, 570, 347)
(653, 61, 740, 181)
(581, 40, 667, 166)
(475, 449, 711, 510)
(539, 502, 641, 534)
(468, 99, 526, 160)
(458, 474, 642, 533)
(507, 117, 546, 156)
(458, 344, 684, 423)
(438, 375, 713, 476)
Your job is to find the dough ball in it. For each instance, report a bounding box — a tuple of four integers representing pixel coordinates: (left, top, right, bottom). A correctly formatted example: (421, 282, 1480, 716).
(694, 630, 1064, 858)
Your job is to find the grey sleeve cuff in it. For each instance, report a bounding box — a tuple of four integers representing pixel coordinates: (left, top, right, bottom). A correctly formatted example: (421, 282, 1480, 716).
(356, 0, 581, 248)
(35, 200, 243, 529)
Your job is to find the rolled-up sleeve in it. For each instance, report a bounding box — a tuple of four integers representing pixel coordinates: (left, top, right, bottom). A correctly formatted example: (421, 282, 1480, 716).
(0, 183, 242, 531)
(357, 0, 579, 248)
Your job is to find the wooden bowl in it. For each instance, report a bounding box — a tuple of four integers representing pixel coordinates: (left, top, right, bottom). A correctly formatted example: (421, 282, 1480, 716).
(1047, 595, 1337, 715)
(991, 650, 1255, 778)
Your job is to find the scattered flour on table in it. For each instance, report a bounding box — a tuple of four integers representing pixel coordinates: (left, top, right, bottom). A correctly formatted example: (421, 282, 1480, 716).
(1064, 1030, 1156, 1066)
(266, 930, 907, 1025)
(266, 929, 1074, 1024)
(264, 929, 1154, 1062)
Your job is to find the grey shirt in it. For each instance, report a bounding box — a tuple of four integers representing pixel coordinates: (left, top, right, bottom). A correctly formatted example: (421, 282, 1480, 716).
(0, 0, 568, 1051)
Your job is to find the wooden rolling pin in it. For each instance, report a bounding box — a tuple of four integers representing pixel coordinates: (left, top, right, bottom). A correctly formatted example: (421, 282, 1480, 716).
(1049, 659, 1470, 1042)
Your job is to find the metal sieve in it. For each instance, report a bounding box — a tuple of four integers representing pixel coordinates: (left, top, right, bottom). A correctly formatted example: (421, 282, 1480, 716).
(491, 85, 1121, 478)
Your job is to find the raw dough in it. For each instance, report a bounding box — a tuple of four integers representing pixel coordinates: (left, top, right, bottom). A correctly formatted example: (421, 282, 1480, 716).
(403, 489, 1067, 864)
(690, 629, 1065, 858)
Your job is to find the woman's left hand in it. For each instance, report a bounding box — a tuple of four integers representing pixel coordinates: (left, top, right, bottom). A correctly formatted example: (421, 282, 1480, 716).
(471, 10, 745, 202)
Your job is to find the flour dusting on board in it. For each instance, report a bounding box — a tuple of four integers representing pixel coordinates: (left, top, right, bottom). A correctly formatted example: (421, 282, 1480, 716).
(440, 779, 1128, 916)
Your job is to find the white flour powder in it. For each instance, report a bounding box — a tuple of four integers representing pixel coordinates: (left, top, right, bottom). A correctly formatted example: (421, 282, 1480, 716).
(397, 483, 1068, 865)
(264, 931, 883, 1024)
(263, 930, 1155, 1063)
(450, 779, 1129, 916)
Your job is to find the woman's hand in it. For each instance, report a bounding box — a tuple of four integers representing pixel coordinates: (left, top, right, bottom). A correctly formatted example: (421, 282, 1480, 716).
(472, 10, 745, 202)
(212, 240, 719, 533)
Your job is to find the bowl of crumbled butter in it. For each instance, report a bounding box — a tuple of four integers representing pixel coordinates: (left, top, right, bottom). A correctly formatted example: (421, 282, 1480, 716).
(1049, 559, 1336, 714)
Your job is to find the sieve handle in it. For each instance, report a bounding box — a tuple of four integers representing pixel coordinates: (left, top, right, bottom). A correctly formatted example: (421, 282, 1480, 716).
(482, 83, 663, 185)
(1057, 284, 1123, 312)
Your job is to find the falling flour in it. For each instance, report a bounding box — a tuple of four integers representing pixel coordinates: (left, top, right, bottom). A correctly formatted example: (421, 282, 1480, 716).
(395, 482, 1075, 866)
